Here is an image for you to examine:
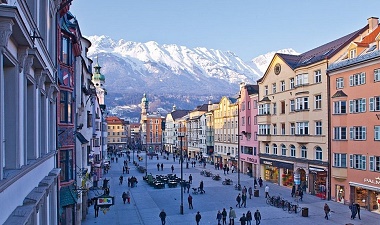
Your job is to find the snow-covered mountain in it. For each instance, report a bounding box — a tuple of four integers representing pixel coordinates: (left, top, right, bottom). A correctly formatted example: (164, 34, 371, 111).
(250, 48, 299, 74)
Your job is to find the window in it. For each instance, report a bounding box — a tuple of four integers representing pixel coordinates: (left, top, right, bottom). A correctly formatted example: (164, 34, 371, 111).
(349, 49, 356, 59)
(369, 96, 380, 111)
(247, 116, 251, 125)
(265, 143, 269, 154)
(241, 102, 245, 111)
(241, 116, 245, 126)
(314, 95, 322, 109)
(254, 116, 257, 125)
(87, 111, 93, 127)
(333, 127, 347, 140)
(60, 91, 72, 123)
(349, 126, 366, 140)
(349, 72, 366, 86)
(258, 104, 270, 115)
(273, 103, 277, 115)
(350, 154, 366, 170)
(281, 101, 285, 114)
(264, 86, 268, 95)
(314, 70, 322, 83)
(301, 146, 307, 158)
(272, 144, 277, 155)
(289, 78, 295, 89)
(281, 81, 285, 91)
(349, 98, 366, 113)
(296, 97, 309, 110)
(334, 153, 347, 168)
(273, 124, 277, 135)
(61, 36, 72, 65)
(281, 144, 286, 156)
(60, 150, 73, 182)
(315, 146, 322, 160)
(296, 73, 308, 86)
(336, 77, 344, 89)
(289, 100, 295, 112)
(296, 122, 309, 135)
(290, 123, 295, 135)
(290, 145, 296, 157)
(259, 124, 270, 135)
(369, 156, 380, 171)
(375, 126, 380, 141)
(272, 83, 277, 94)
(375, 69, 380, 82)
(315, 121, 322, 135)
(247, 101, 251, 110)
(333, 101, 347, 114)
(281, 123, 285, 135)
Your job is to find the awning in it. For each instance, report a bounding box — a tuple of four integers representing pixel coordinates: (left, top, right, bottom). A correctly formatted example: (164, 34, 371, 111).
(76, 132, 89, 144)
(60, 186, 78, 207)
(349, 182, 380, 192)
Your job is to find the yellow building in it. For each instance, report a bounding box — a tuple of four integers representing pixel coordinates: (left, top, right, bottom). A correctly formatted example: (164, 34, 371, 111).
(106, 116, 127, 152)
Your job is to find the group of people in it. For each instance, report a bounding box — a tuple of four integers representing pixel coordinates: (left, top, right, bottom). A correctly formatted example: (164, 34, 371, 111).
(216, 207, 261, 225)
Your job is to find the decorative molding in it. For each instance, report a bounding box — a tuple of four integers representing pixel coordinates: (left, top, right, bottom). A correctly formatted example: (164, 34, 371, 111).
(17, 46, 29, 73)
(0, 19, 14, 49)
(24, 55, 34, 78)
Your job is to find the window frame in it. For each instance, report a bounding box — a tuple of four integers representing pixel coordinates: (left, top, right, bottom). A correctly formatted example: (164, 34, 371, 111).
(314, 70, 322, 83)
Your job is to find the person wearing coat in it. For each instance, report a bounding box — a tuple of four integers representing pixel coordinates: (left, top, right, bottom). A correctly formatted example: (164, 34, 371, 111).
(229, 207, 237, 225)
(195, 211, 202, 225)
(216, 210, 222, 225)
(246, 210, 252, 225)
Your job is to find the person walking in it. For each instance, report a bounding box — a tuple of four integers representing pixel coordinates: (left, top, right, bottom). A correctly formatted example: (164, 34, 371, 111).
(161, 163, 164, 171)
(195, 211, 202, 225)
(126, 190, 131, 204)
(246, 210, 252, 225)
(94, 200, 99, 218)
(229, 207, 237, 225)
(199, 180, 204, 193)
(222, 208, 227, 225)
(254, 209, 261, 225)
(239, 213, 247, 225)
(324, 203, 330, 220)
(122, 191, 127, 204)
(189, 174, 193, 184)
(241, 194, 247, 208)
(248, 187, 253, 199)
(258, 177, 263, 187)
(188, 194, 193, 209)
(355, 203, 361, 220)
(157, 163, 160, 171)
(159, 209, 167, 225)
(216, 210, 222, 225)
(236, 193, 242, 208)
(291, 185, 296, 197)
(350, 202, 357, 219)
(119, 175, 123, 185)
(265, 185, 269, 198)
(171, 165, 174, 173)
(299, 189, 303, 201)
(254, 179, 258, 189)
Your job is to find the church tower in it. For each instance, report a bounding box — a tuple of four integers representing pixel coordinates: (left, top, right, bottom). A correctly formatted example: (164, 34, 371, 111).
(140, 93, 149, 148)
(92, 56, 106, 105)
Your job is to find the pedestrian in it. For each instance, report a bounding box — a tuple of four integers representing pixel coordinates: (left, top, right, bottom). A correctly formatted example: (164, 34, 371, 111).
(258, 177, 263, 187)
(355, 203, 361, 220)
(222, 208, 227, 225)
(126, 190, 130, 203)
(122, 166, 125, 174)
(122, 191, 127, 204)
(291, 185, 296, 197)
(127, 177, 131, 187)
(157, 163, 160, 171)
(186, 182, 190, 193)
(159, 209, 167, 225)
(324, 203, 330, 220)
(239, 213, 247, 225)
(242, 186, 247, 195)
(349, 202, 357, 219)
(195, 211, 202, 225)
(216, 210, 222, 225)
(241, 194, 247, 208)
(188, 194, 193, 209)
(189, 174, 193, 184)
(231, 165, 235, 173)
(199, 180, 204, 193)
(254, 209, 261, 225)
(94, 200, 99, 218)
(171, 165, 174, 173)
(236, 193, 241, 208)
(246, 210, 252, 225)
(265, 185, 269, 198)
(299, 189, 303, 201)
(161, 163, 164, 171)
(229, 207, 237, 225)
(227, 167, 229, 174)
(119, 175, 123, 185)
(248, 187, 253, 199)
(223, 166, 227, 175)
(254, 179, 258, 189)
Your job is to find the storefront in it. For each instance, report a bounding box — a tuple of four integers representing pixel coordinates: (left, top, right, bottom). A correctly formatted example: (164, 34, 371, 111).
(336, 185, 345, 204)
(309, 167, 327, 197)
(350, 180, 380, 213)
(260, 159, 293, 186)
(241, 154, 259, 178)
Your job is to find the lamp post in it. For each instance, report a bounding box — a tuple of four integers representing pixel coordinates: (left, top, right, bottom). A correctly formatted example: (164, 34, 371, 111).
(178, 134, 184, 214)
(236, 134, 242, 190)
(145, 134, 148, 176)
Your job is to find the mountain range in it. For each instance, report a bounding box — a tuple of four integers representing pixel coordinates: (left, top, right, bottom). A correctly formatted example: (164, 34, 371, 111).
(85, 35, 298, 119)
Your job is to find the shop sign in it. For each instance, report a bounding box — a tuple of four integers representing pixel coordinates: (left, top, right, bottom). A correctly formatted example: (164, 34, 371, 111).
(97, 196, 114, 206)
(262, 160, 273, 166)
(241, 155, 258, 164)
(260, 159, 293, 169)
(363, 177, 380, 185)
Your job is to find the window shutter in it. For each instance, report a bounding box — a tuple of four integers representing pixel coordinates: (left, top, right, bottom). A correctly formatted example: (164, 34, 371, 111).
(349, 100, 353, 113)
(362, 98, 366, 112)
(362, 155, 366, 170)
(349, 75, 353, 86)
(362, 127, 366, 140)
(369, 97, 374, 111)
(361, 72, 366, 84)
(349, 127, 354, 140)
(370, 156, 374, 171)
(349, 154, 353, 168)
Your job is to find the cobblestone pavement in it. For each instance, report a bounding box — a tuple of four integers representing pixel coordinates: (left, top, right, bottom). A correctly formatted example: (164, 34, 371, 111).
(82, 152, 380, 225)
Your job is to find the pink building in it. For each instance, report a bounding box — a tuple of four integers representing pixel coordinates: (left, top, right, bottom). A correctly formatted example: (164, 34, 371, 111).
(328, 17, 380, 212)
(238, 83, 260, 178)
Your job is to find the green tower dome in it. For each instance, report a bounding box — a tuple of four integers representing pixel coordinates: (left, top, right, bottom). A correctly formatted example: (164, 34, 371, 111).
(93, 62, 105, 81)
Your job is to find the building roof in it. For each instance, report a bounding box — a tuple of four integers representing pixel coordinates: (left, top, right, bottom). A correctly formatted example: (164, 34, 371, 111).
(193, 104, 209, 112)
(171, 110, 191, 120)
(106, 116, 124, 124)
(245, 84, 259, 95)
(332, 90, 348, 98)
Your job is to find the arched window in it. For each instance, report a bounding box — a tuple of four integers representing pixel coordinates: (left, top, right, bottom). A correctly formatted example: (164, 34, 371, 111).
(272, 144, 278, 155)
(281, 144, 287, 156)
(301, 146, 307, 158)
(290, 145, 296, 157)
(265, 143, 269, 154)
(315, 146, 322, 160)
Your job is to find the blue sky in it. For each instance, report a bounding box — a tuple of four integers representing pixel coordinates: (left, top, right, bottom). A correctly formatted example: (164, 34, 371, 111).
(71, 0, 379, 61)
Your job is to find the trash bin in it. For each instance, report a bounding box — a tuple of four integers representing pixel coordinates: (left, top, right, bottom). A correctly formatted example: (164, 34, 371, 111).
(254, 189, 259, 197)
(302, 207, 308, 217)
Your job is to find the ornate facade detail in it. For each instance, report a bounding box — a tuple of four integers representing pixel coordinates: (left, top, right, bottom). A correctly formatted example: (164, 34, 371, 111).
(24, 55, 34, 79)
(0, 19, 13, 51)
(17, 46, 29, 73)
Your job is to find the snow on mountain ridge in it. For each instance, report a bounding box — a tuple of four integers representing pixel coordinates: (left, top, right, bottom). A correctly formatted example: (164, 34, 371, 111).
(251, 48, 299, 74)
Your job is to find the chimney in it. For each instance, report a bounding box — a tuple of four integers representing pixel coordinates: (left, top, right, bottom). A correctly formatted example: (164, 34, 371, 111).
(368, 17, 379, 33)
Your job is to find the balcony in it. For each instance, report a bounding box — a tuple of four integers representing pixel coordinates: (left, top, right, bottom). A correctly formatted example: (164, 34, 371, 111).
(331, 167, 347, 179)
(257, 114, 271, 124)
(257, 135, 271, 142)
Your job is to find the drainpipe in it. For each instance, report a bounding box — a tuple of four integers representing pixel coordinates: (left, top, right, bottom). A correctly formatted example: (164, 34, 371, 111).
(326, 57, 332, 201)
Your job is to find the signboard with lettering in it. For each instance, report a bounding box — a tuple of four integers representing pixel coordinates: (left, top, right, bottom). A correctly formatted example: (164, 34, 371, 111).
(259, 159, 293, 170)
(363, 177, 380, 186)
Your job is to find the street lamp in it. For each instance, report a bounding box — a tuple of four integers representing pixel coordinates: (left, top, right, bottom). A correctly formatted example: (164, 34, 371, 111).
(236, 134, 242, 190)
(145, 134, 148, 176)
(178, 134, 184, 214)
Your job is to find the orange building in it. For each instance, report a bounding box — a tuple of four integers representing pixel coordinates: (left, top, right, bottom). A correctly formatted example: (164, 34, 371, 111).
(328, 17, 380, 212)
